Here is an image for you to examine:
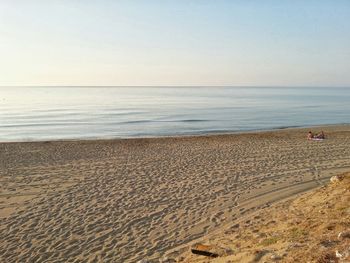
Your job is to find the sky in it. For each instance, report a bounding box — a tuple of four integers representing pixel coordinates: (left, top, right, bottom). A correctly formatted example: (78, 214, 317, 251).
(0, 0, 349, 87)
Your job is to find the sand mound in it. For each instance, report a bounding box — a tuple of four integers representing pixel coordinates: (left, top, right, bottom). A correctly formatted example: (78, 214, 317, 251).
(176, 173, 350, 263)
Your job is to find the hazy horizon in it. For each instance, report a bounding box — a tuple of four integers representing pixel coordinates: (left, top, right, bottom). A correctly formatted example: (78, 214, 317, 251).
(1, 0, 350, 87)
(1, 85, 350, 88)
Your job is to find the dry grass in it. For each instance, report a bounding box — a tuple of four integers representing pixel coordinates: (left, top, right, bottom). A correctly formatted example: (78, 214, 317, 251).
(178, 172, 350, 262)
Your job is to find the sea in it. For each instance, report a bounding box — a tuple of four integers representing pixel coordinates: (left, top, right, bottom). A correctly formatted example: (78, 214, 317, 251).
(0, 86, 349, 142)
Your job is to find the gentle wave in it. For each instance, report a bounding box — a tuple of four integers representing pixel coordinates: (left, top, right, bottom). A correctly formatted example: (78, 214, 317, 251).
(0, 86, 349, 141)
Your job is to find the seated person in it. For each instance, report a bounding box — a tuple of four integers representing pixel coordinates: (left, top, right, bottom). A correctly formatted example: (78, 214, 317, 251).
(316, 131, 325, 139)
(307, 131, 314, 140)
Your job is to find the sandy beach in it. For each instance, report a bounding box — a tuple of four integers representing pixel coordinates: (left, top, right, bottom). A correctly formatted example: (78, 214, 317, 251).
(1, 125, 350, 262)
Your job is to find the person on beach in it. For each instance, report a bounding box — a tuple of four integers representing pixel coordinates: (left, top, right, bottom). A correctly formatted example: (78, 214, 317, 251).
(307, 131, 314, 140)
(316, 131, 325, 139)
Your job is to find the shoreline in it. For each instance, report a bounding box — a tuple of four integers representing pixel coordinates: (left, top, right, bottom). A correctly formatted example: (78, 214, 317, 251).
(1, 123, 349, 144)
(1, 124, 350, 262)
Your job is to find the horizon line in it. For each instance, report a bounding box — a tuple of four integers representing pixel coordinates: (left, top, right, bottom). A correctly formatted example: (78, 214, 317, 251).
(1, 85, 350, 88)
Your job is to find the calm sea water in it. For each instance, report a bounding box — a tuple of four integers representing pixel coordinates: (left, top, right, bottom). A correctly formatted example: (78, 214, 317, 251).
(0, 87, 349, 142)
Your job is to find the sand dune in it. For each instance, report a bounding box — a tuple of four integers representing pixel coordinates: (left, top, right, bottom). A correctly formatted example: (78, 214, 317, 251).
(177, 173, 350, 262)
(1, 125, 350, 262)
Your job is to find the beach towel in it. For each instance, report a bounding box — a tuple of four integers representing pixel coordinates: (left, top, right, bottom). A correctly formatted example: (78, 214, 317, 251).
(312, 138, 324, 141)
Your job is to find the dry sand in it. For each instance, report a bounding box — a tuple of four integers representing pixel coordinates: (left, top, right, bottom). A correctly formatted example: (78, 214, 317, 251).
(0, 125, 350, 262)
(177, 173, 350, 263)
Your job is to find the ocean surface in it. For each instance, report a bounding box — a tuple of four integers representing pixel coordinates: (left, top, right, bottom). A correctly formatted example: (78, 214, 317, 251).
(0, 86, 349, 142)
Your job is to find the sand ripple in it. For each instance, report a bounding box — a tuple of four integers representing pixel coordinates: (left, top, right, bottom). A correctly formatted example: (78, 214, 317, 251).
(1, 125, 350, 262)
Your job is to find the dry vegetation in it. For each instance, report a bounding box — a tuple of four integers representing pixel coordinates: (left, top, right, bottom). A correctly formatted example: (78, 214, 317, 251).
(177, 173, 350, 263)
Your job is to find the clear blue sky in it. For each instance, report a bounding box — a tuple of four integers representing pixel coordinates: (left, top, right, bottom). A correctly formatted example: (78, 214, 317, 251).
(0, 0, 349, 86)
